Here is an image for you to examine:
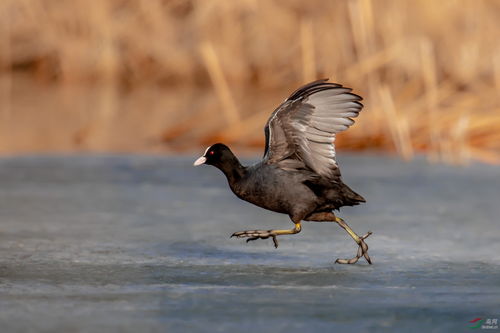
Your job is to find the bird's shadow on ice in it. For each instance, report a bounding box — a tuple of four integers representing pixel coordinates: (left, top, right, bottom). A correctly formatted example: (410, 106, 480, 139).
(147, 240, 379, 271)
(151, 241, 302, 265)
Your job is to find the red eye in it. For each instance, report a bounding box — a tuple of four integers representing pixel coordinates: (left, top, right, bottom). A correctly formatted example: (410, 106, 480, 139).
(209, 151, 215, 155)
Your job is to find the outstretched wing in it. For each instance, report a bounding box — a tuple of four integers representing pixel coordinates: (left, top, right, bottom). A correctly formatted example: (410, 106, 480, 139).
(263, 79, 363, 180)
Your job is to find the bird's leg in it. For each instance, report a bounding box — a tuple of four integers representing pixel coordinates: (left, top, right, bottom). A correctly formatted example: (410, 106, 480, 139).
(231, 223, 302, 249)
(304, 212, 372, 264)
(334, 217, 372, 264)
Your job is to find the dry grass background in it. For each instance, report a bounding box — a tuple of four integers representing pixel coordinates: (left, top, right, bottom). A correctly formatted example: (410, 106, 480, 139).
(0, 0, 499, 163)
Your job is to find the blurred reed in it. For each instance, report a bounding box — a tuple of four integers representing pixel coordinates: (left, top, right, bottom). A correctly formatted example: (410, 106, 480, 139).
(0, 0, 498, 163)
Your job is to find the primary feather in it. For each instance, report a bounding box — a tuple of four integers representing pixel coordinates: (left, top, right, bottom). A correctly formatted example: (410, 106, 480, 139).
(263, 79, 363, 180)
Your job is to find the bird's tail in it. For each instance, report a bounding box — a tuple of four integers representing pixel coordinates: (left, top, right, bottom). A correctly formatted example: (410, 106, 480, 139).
(340, 183, 366, 206)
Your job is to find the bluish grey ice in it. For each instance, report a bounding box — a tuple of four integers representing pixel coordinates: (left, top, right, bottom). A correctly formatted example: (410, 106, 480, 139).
(0, 154, 499, 332)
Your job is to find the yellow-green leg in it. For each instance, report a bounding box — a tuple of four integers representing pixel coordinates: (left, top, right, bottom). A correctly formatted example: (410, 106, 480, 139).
(231, 223, 302, 248)
(335, 217, 372, 264)
(304, 212, 372, 264)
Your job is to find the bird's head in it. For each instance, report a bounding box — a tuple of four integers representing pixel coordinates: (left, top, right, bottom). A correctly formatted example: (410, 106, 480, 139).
(193, 143, 236, 169)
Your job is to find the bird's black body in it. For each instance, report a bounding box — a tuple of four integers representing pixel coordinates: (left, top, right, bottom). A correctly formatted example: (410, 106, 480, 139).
(194, 79, 373, 264)
(205, 144, 364, 221)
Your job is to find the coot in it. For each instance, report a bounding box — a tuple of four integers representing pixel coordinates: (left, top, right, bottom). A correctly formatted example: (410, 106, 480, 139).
(194, 79, 372, 264)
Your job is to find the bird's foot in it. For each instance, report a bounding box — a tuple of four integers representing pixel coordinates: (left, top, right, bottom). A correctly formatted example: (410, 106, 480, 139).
(335, 231, 372, 265)
(231, 230, 280, 248)
(231, 223, 301, 249)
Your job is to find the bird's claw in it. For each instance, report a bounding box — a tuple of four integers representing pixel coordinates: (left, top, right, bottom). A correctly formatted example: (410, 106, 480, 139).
(231, 230, 279, 248)
(335, 231, 372, 265)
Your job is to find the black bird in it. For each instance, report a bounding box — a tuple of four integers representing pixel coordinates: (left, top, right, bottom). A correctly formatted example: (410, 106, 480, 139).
(194, 79, 372, 264)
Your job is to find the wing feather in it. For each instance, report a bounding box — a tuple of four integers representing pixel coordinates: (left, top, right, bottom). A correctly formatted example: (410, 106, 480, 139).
(263, 79, 363, 180)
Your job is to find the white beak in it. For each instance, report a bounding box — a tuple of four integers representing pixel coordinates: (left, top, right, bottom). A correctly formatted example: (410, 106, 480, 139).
(193, 156, 207, 166)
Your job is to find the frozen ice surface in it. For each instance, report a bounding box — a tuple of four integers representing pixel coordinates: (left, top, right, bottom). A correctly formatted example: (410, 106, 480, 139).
(0, 154, 499, 333)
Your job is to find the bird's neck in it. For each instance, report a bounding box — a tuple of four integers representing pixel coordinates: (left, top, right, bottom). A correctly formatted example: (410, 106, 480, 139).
(218, 157, 246, 184)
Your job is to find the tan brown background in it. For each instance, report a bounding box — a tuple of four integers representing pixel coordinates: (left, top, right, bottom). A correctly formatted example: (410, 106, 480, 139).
(0, 0, 499, 163)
